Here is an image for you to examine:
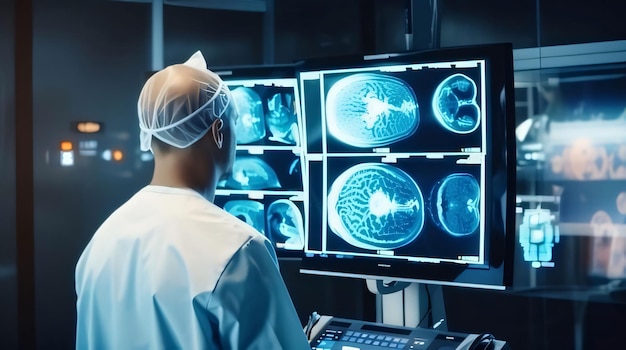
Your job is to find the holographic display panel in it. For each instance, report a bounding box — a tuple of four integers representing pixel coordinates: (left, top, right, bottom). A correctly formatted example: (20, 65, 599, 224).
(513, 60, 626, 292)
(299, 43, 516, 290)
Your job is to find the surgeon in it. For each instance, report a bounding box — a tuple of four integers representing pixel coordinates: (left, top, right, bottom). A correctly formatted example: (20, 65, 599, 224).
(75, 51, 311, 349)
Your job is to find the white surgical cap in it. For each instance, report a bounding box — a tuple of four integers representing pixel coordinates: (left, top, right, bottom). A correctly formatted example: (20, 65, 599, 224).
(138, 51, 232, 152)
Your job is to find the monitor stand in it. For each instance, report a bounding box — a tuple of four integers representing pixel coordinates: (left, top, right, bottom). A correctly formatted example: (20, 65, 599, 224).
(366, 280, 448, 331)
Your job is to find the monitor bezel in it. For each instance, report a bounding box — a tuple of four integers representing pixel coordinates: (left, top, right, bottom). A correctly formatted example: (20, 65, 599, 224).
(297, 43, 517, 290)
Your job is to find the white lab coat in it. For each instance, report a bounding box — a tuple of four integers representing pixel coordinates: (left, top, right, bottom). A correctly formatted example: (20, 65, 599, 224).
(75, 185, 310, 350)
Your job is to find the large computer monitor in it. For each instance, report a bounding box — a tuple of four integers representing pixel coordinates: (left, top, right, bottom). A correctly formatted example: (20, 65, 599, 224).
(213, 64, 307, 259)
(298, 43, 517, 289)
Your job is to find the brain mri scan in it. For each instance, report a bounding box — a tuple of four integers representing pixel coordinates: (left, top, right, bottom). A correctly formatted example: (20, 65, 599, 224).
(327, 163, 424, 250)
(267, 199, 304, 250)
(218, 156, 281, 190)
(266, 92, 299, 145)
(230, 86, 266, 144)
(224, 200, 265, 234)
(432, 73, 481, 134)
(325, 73, 419, 148)
(428, 173, 481, 236)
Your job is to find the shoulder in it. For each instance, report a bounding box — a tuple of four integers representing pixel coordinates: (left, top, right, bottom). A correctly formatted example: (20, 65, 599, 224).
(83, 186, 267, 264)
(97, 186, 263, 237)
(238, 234, 278, 265)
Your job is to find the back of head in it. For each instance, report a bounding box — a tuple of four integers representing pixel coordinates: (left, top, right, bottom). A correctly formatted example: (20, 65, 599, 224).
(137, 51, 234, 153)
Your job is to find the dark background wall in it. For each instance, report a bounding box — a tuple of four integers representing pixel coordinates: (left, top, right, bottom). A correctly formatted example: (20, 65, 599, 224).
(162, 5, 264, 66)
(274, 0, 369, 62)
(4, 0, 625, 349)
(33, 2, 150, 348)
(0, 0, 18, 348)
(438, 0, 626, 49)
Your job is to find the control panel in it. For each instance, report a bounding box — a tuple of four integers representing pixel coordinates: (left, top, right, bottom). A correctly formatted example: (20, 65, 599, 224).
(308, 316, 509, 350)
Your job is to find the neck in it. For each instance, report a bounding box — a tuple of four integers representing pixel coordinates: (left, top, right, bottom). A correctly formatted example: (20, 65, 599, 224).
(150, 153, 218, 202)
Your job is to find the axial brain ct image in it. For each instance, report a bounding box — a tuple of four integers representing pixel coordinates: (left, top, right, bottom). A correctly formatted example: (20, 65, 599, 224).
(432, 73, 481, 134)
(266, 92, 299, 145)
(327, 163, 424, 250)
(230, 86, 266, 144)
(267, 199, 305, 250)
(429, 173, 480, 236)
(219, 156, 281, 190)
(224, 200, 265, 234)
(325, 73, 420, 148)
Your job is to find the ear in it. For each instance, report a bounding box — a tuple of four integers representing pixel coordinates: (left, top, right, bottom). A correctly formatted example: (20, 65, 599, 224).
(211, 118, 224, 149)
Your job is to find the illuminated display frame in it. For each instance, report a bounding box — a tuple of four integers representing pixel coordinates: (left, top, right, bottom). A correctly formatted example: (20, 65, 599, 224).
(301, 59, 488, 266)
(213, 65, 309, 259)
(298, 43, 517, 290)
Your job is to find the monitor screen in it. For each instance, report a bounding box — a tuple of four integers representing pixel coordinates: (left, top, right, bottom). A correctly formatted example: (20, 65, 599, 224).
(213, 65, 307, 258)
(298, 44, 517, 289)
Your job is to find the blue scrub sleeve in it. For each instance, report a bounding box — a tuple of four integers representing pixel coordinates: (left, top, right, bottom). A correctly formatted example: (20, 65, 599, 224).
(206, 237, 311, 350)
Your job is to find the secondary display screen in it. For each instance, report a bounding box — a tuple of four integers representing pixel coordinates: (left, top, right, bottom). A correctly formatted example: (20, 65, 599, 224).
(213, 67, 307, 258)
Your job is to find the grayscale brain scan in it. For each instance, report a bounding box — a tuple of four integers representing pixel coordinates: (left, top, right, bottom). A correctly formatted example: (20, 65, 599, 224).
(267, 199, 304, 250)
(432, 73, 481, 134)
(429, 173, 480, 236)
(325, 73, 419, 148)
(266, 92, 299, 145)
(219, 156, 281, 190)
(230, 86, 266, 144)
(327, 163, 424, 250)
(224, 200, 265, 234)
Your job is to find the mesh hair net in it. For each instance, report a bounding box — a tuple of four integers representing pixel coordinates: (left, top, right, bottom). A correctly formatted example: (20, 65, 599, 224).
(138, 51, 233, 152)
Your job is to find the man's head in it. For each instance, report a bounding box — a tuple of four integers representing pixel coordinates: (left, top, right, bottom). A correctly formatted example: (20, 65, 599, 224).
(137, 51, 238, 197)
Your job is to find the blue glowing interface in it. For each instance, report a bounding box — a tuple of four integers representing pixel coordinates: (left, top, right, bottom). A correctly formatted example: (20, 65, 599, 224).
(300, 59, 489, 265)
(214, 77, 306, 254)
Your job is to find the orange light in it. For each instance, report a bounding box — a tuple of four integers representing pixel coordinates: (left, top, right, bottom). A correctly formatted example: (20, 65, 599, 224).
(76, 122, 102, 133)
(112, 150, 123, 162)
(60, 141, 73, 151)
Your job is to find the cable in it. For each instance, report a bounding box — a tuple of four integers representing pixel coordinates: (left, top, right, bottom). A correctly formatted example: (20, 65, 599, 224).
(430, 0, 439, 49)
(305, 311, 321, 341)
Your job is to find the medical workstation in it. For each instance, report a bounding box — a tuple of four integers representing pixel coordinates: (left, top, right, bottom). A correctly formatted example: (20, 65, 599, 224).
(3, 0, 626, 349)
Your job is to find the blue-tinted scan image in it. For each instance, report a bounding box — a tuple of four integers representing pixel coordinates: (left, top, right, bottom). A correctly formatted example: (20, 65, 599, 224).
(325, 73, 419, 148)
(218, 156, 281, 190)
(224, 200, 265, 234)
(230, 86, 266, 144)
(267, 199, 304, 250)
(429, 173, 480, 236)
(519, 205, 560, 268)
(266, 92, 299, 145)
(432, 73, 480, 134)
(327, 163, 424, 250)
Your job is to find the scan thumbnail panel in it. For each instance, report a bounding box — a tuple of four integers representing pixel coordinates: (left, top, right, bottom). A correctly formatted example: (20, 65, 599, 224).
(227, 80, 302, 147)
(301, 62, 485, 155)
(214, 194, 306, 252)
(217, 149, 305, 193)
(306, 155, 484, 263)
